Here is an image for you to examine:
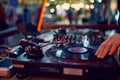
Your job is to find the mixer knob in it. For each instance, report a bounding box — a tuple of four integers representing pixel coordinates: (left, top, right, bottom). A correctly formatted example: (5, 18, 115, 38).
(58, 28, 66, 34)
(95, 35, 104, 45)
(25, 35, 34, 41)
(59, 35, 63, 40)
(25, 46, 43, 59)
(24, 46, 31, 53)
(53, 34, 59, 41)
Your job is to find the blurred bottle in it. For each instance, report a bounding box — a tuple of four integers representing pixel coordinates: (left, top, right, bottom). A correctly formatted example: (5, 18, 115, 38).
(83, 35, 89, 47)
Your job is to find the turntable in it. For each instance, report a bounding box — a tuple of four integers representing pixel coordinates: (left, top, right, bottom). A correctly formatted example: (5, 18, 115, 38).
(12, 28, 120, 80)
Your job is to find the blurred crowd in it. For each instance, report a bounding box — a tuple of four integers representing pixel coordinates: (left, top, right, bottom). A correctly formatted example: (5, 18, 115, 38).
(0, 1, 118, 30)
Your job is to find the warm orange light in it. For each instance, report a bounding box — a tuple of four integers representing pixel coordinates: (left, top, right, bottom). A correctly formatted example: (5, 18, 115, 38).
(110, 0, 117, 11)
(37, 0, 47, 32)
(18, 0, 22, 4)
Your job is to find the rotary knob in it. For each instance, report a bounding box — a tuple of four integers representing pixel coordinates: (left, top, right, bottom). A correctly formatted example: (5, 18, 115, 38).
(25, 46, 43, 59)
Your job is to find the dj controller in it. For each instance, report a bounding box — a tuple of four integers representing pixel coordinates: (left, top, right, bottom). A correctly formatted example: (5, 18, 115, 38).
(0, 28, 120, 80)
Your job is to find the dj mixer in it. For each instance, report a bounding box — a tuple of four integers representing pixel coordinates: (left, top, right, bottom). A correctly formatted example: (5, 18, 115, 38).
(0, 27, 120, 80)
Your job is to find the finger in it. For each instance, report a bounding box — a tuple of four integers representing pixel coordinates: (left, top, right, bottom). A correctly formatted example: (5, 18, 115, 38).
(109, 40, 120, 55)
(98, 44, 110, 58)
(109, 46, 117, 55)
(95, 44, 105, 58)
(95, 39, 108, 56)
(95, 40, 110, 58)
(95, 46, 100, 56)
(113, 48, 119, 55)
(95, 34, 120, 58)
(95, 44, 103, 56)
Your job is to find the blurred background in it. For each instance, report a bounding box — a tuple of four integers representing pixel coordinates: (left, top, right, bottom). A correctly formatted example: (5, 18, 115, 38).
(0, 0, 119, 46)
(0, 0, 119, 26)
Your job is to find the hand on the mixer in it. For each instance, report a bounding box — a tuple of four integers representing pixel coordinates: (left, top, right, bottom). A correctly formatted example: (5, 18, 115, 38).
(95, 33, 120, 58)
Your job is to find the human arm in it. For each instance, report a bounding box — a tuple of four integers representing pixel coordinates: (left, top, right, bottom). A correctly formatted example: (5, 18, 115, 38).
(95, 33, 120, 58)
